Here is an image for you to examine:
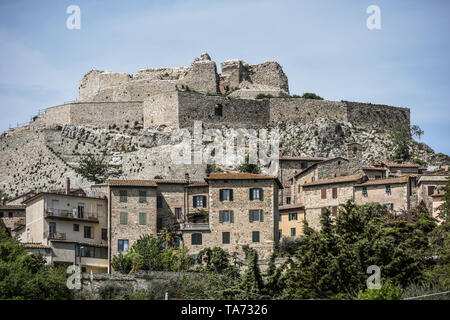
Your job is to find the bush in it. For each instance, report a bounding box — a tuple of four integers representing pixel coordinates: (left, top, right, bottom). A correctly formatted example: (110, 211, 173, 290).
(357, 282, 403, 300)
(97, 281, 130, 300)
(301, 92, 324, 100)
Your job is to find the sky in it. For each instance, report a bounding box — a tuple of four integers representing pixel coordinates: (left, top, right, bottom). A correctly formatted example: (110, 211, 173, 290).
(0, 0, 449, 155)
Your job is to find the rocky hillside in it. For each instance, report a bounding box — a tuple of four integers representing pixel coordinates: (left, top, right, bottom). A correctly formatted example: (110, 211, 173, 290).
(1, 117, 448, 198)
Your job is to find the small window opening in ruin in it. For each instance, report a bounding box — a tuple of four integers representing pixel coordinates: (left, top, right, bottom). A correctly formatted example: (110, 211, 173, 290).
(215, 104, 223, 116)
(352, 146, 358, 155)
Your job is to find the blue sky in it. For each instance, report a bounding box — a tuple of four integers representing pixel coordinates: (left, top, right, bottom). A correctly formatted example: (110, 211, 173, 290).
(0, 0, 449, 154)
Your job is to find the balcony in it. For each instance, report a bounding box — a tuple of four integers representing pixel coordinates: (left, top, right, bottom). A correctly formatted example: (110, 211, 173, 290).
(181, 222, 210, 231)
(45, 209, 99, 223)
(44, 231, 66, 240)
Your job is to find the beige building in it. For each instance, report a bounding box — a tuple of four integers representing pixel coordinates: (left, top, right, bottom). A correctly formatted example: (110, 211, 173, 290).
(417, 168, 449, 213)
(278, 204, 305, 238)
(22, 180, 108, 273)
(302, 174, 366, 229)
(354, 176, 416, 213)
(0, 203, 25, 238)
(382, 160, 420, 177)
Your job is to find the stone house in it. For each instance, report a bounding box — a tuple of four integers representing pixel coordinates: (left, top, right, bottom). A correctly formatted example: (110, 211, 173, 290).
(354, 176, 417, 213)
(0, 203, 25, 238)
(278, 203, 305, 238)
(22, 179, 108, 273)
(416, 167, 449, 213)
(382, 160, 420, 177)
(278, 155, 326, 205)
(362, 165, 387, 180)
(302, 174, 366, 229)
(181, 172, 282, 260)
(431, 191, 445, 221)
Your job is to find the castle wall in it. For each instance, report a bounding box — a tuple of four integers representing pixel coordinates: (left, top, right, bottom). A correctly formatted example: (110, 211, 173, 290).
(144, 91, 179, 128)
(345, 102, 410, 132)
(177, 91, 270, 129)
(269, 98, 348, 124)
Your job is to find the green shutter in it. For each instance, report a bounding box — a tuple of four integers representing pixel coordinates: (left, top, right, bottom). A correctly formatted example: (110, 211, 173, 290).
(260, 210, 264, 222)
(139, 212, 147, 225)
(219, 211, 223, 223)
(249, 189, 253, 200)
(249, 210, 253, 223)
(219, 190, 224, 201)
(259, 188, 263, 201)
(193, 196, 198, 208)
(230, 211, 234, 223)
(202, 196, 207, 207)
(120, 212, 128, 225)
(230, 189, 233, 201)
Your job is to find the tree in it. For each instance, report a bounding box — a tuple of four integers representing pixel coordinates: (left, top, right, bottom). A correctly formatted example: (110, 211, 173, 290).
(76, 154, 110, 183)
(197, 247, 231, 274)
(159, 226, 180, 249)
(301, 92, 324, 100)
(237, 155, 260, 174)
(391, 124, 424, 161)
(437, 177, 450, 221)
(240, 247, 264, 299)
(356, 281, 403, 300)
(0, 228, 72, 300)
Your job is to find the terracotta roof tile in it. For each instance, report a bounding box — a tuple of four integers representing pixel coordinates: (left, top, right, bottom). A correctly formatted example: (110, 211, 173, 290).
(22, 243, 51, 249)
(108, 179, 158, 187)
(363, 166, 387, 171)
(206, 172, 283, 188)
(280, 156, 328, 161)
(279, 204, 305, 211)
(382, 160, 420, 168)
(355, 176, 409, 186)
(0, 205, 26, 210)
(303, 174, 365, 187)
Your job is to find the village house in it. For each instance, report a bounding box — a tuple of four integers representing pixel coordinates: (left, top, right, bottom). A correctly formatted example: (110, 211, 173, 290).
(416, 167, 449, 213)
(278, 203, 305, 238)
(354, 176, 417, 213)
(382, 160, 421, 177)
(21, 178, 109, 273)
(302, 174, 366, 229)
(0, 202, 26, 238)
(181, 172, 282, 260)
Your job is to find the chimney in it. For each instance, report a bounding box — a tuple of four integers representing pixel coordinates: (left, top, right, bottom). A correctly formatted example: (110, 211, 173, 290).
(66, 178, 71, 195)
(185, 173, 190, 184)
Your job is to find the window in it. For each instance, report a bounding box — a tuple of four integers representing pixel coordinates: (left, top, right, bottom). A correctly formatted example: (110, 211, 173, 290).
(157, 196, 163, 208)
(386, 185, 391, 195)
(219, 210, 234, 223)
(139, 212, 147, 225)
(73, 224, 79, 232)
(331, 206, 338, 216)
(321, 188, 327, 199)
(8, 212, 13, 218)
(49, 222, 56, 234)
(362, 187, 368, 197)
(119, 190, 127, 202)
(97, 204, 104, 217)
(385, 203, 394, 212)
(298, 185, 301, 193)
(191, 233, 202, 245)
(80, 246, 94, 258)
(321, 207, 327, 214)
(252, 231, 260, 243)
(77, 203, 85, 219)
(332, 188, 338, 199)
(139, 190, 147, 203)
(0, 212, 3, 218)
(193, 195, 207, 208)
(175, 208, 182, 220)
(291, 228, 296, 237)
(101, 228, 107, 241)
(249, 188, 263, 201)
(219, 189, 233, 201)
(118, 239, 129, 252)
(215, 104, 223, 116)
(278, 230, 282, 239)
(249, 210, 264, 222)
(120, 212, 128, 225)
(84, 226, 92, 239)
(289, 212, 298, 221)
(428, 186, 435, 196)
(286, 197, 291, 204)
(222, 232, 230, 244)
(301, 162, 307, 169)
(279, 214, 282, 222)
(157, 218, 163, 231)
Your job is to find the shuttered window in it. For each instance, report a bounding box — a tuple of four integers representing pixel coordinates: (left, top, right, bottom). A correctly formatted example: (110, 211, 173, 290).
(249, 188, 263, 201)
(428, 186, 435, 196)
(193, 195, 207, 208)
(321, 188, 327, 199)
(385, 185, 391, 195)
(139, 190, 147, 203)
(331, 206, 338, 216)
(219, 210, 234, 223)
(249, 210, 264, 222)
(118, 239, 129, 252)
(222, 232, 230, 244)
(139, 212, 147, 225)
(219, 189, 233, 201)
(120, 212, 128, 225)
(252, 231, 260, 243)
(157, 196, 163, 208)
(332, 188, 338, 199)
(192, 233, 202, 245)
(291, 228, 296, 237)
(119, 190, 127, 202)
(362, 187, 368, 196)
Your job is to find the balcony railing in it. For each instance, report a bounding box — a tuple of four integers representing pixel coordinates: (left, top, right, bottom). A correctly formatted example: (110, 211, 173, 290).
(44, 231, 66, 240)
(45, 209, 98, 222)
(181, 223, 210, 231)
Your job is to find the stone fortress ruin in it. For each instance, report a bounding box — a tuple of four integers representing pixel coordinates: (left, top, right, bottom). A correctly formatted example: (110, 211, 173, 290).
(33, 53, 410, 132)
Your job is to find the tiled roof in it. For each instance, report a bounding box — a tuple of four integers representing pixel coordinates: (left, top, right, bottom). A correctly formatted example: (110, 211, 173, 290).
(382, 160, 420, 168)
(206, 172, 283, 188)
(108, 179, 158, 187)
(279, 203, 305, 211)
(50, 239, 108, 248)
(292, 157, 349, 180)
(22, 243, 51, 249)
(362, 166, 387, 171)
(0, 205, 26, 210)
(186, 182, 209, 188)
(22, 192, 106, 204)
(280, 156, 328, 161)
(303, 174, 365, 187)
(355, 176, 409, 187)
